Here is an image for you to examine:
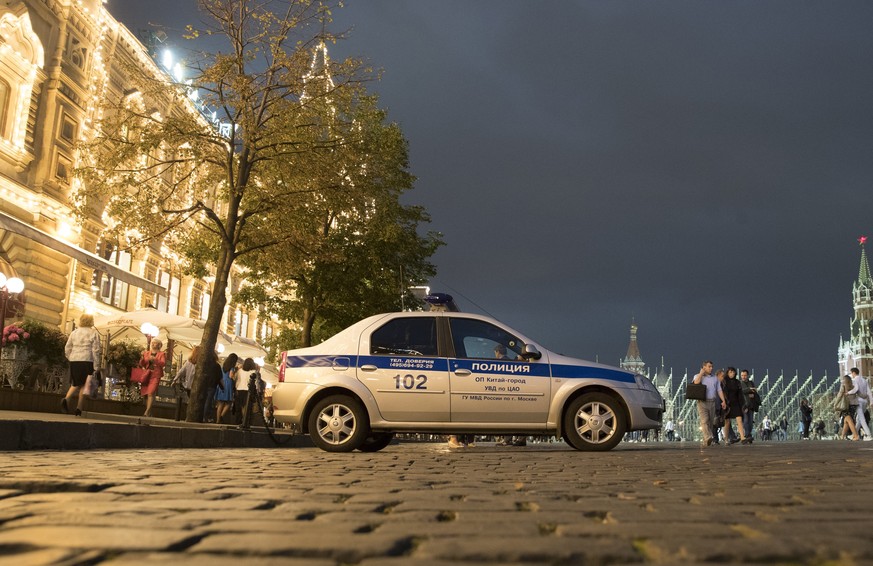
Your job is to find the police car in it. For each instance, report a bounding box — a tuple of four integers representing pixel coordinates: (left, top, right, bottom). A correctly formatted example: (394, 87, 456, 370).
(273, 294, 664, 452)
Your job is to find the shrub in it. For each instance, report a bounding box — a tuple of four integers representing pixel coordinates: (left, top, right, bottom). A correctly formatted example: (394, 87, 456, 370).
(18, 319, 67, 367)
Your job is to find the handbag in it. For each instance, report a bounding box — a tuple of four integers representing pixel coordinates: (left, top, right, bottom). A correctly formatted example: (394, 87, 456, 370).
(685, 382, 707, 401)
(130, 367, 150, 384)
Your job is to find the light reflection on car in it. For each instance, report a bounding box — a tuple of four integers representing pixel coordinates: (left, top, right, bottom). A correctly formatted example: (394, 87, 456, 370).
(272, 294, 664, 452)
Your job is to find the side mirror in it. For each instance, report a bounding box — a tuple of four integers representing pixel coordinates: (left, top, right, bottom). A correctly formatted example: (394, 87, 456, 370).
(521, 344, 542, 361)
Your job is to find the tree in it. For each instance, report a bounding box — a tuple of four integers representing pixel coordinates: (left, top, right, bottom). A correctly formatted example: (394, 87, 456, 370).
(237, 84, 443, 347)
(75, 0, 369, 421)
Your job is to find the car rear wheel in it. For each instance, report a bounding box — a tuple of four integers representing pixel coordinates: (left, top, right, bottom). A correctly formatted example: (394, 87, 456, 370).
(358, 432, 395, 452)
(563, 393, 625, 451)
(308, 395, 370, 452)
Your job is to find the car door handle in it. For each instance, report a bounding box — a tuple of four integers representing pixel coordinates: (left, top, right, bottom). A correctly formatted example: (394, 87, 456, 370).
(360, 365, 378, 372)
(453, 369, 471, 376)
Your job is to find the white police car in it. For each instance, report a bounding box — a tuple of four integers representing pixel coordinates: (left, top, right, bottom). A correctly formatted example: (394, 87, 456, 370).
(273, 294, 664, 452)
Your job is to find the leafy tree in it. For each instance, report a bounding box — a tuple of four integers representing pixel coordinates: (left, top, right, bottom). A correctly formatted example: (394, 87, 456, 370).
(237, 94, 443, 347)
(75, 0, 371, 421)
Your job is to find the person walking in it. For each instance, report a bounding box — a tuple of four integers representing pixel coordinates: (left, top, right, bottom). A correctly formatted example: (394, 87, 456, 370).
(214, 353, 238, 424)
(740, 369, 759, 443)
(62, 313, 102, 417)
(848, 368, 871, 440)
(762, 415, 772, 441)
(665, 419, 674, 441)
(835, 374, 860, 441)
(138, 338, 165, 417)
(721, 367, 746, 445)
(800, 398, 813, 440)
(692, 360, 726, 447)
(171, 345, 201, 399)
(235, 357, 259, 425)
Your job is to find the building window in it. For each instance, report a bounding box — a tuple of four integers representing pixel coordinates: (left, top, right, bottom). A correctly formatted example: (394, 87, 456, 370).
(55, 154, 71, 183)
(141, 259, 159, 308)
(0, 79, 8, 138)
(95, 242, 131, 309)
(59, 113, 77, 142)
(189, 284, 203, 319)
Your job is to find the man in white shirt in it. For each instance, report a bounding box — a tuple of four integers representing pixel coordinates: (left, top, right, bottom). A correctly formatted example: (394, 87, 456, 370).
(692, 360, 727, 447)
(849, 368, 872, 440)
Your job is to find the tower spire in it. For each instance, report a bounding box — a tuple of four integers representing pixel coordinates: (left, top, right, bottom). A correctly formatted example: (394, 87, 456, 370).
(858, 236, 871, 287)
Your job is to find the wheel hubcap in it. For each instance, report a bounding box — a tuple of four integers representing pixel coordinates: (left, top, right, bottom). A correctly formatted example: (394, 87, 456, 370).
(575, 401, 616, 444)
(316, 403, 356, 445)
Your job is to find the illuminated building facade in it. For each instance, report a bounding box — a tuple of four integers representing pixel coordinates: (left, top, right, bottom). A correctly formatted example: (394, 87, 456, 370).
(0, 0, 275, 351)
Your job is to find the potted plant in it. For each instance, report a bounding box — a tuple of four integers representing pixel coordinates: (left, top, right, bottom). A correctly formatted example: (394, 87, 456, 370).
(105, 340, 143, 383)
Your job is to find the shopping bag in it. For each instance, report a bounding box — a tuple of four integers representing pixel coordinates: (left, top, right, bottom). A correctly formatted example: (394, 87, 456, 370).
(84, 371, 101, 398)
(130, 367, 150, 384)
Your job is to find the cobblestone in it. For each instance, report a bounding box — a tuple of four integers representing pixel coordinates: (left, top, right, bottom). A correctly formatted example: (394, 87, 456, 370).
(0, 440, 871, 564)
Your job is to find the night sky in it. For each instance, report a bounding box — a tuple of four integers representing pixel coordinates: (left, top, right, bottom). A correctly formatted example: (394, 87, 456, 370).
(110, 1, 873, 377)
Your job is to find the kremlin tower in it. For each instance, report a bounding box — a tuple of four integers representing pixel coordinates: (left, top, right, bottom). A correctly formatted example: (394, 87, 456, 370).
(838, 237, 873, 377)
(621, 321, 646, 374)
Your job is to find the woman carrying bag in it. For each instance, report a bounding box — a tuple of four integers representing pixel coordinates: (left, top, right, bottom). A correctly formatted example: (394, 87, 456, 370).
(62, 313, 102, 417)
(138, 339, 165, 417)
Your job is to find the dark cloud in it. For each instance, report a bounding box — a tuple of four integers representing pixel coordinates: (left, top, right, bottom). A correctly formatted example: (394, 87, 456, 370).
(111, 1, 873, 376)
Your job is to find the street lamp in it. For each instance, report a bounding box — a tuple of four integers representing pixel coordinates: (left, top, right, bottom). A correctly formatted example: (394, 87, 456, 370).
(140, 322, 158, 348)
(0, 272, 25, 353)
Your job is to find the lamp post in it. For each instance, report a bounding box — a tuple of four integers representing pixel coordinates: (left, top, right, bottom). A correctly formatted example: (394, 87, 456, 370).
(0, 272, 25, 355)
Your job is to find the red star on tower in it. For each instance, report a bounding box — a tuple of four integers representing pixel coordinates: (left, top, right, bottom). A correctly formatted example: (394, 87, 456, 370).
(860, 236, 868, 246)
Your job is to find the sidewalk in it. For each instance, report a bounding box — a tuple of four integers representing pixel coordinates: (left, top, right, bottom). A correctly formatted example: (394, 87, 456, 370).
(0, 409, 312, 450)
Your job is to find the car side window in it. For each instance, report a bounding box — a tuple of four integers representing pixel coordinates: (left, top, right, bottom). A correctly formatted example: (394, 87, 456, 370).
(449, 318, 525, 360)
(370, 317, 438, 357)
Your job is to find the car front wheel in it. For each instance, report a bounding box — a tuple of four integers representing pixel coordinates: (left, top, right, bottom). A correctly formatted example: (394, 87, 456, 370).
(563, 393, 625, 451)
(308, 395, 370, 452)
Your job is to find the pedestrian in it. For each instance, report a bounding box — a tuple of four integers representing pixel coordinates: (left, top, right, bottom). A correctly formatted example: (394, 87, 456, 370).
(665, 419, 674, 441)
(692, 360, 726, 447)
(712, 369, 727, 443)
(762, 415, 772, 441)
(214, 353, 238, 423)
(834, 374, 860, 441)
(813, 419, 825, 440)
(138, 338, 165, 417)
(62, 313, 102, 417)
(171, 345, 201, 398)
(721, 367, 747, 445)
(740, 369, 759, 443)
(235, 357, 259, 424)
(848, 368, 871, 440)
(201, 350, 222, 422)
(800, 398, 813, 440)
(779, 416, 788, 441)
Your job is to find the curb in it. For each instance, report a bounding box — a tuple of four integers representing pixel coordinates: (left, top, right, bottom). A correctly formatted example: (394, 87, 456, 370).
(0, 412, 313, 450)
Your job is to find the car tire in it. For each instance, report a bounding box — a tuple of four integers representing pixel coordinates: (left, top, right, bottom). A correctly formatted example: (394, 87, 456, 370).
(358, 432, 395, 452)
(563, 392, 625, 451)
(308, 395, 370, 452)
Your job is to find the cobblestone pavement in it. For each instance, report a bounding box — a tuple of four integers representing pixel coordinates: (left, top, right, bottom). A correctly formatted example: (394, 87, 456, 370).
(0, 440, 871, 565)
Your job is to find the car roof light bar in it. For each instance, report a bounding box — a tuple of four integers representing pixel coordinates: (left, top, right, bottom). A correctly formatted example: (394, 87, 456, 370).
(424, 293, 460, 312)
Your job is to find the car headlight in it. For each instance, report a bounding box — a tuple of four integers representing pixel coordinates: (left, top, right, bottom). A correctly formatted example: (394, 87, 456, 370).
(634, 374, 658, 393)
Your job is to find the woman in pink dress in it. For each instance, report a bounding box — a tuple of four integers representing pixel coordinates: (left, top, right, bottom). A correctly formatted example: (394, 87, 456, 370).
(138, 338, 165, 417)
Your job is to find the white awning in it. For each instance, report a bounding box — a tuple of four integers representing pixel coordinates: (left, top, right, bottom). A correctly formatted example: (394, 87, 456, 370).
(0, 211, 166, 296)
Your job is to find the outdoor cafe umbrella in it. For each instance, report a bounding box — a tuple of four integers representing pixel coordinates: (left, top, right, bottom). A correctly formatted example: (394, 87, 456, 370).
(93, 308, 197, 345)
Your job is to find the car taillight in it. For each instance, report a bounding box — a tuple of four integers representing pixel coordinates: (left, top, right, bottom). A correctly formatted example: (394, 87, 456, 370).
(278, 352, 286, 382)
